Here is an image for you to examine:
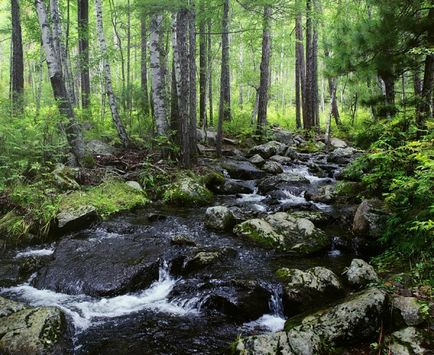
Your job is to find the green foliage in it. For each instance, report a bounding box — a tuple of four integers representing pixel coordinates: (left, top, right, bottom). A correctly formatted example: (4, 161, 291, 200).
(61, 179, 149, 219)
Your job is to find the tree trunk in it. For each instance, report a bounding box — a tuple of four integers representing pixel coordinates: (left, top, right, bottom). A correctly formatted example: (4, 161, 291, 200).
(295, 15, 303, 129)
(312, 22, 319, 128)
(35, 0, 85, 163)
(217, 0, 231, 157)
(416, 54, 434, 134)
(150, 14, 168, 137)
(189, 1, 197, 162)
(141, 15, 150, 115)
(78, 0, 90, 109)
(304, 0, 314, 129)
(94, 0, 129, 146)
(199, 0, 207, 129)
(126, 0, 131, 115)
(256, 5, 272, 134)
(11, 0, 24, 113)
(207, 18, 214, 126)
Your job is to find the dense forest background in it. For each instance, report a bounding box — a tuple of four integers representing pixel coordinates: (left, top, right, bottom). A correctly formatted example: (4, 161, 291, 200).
(0, 0, 433, 282)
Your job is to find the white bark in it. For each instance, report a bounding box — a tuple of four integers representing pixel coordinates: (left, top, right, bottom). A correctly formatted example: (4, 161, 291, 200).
(94, 0, 129, 147)
(150, 14, 168, 136)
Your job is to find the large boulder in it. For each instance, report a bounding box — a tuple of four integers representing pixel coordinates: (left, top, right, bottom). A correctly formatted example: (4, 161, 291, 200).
(330, 137, 348, 148)
(265, 212, 330, 255)
(56, 205, 98, 231)
(276, 266, 344, 316)
(248, 141, 288, 159)
(181, 247, 237, 274)
(86, 140, 116, 156)
(205, 206, 236, 231)
(218, 179, 255, 195)
(271, 129, 294, 145)
(352, 199, 388, 238)
(387, 327, 429, 355)
(0, 297, 67, 355)
(249, 154, 265, 167)
(32, 236, 161, 297)
(305, 184, 336, 203)
(391, 296, 425, 327)
(269, 155, 294, 165)
(257, 173, 310, 194)
(262, 161, 284, 174)
(328, 147, 357, 164)
(233, 219, 284, 249)
(234, 288, 387, 354)
(221, 159, 266, 180)
(163, 176, 213, 206)
(345, 258, 379, 288)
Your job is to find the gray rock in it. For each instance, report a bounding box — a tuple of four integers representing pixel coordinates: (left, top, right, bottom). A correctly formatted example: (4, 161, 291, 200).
(388, 327, 428, 355)
(56, 205, 98, 231)
(205, 206, 236, 231)
(330, 137, 348, 148)
(346, 258, 379, 287)
(272, 129, 294, 145)
(258, 173, 310, 193)
(182, 247, 237, 274)
(163, 176, 213, 206)
(221, 159, 266, 180)
(248, 141, 288, 159)
(305, 184, 336, 203)
(51, 163, 80, 190)
(249, 154, 265, 166)
(262, 161, 284, 174)
(170, 234, 197, 247)
(233, 219, 284, 249)
(0, 297, 27, 318)
(126, 181, 143, 191)
(328, 147, 356, 164)
(219, 179, 255, 195)
(352, 199, 388, 238)
(0, 298, 67, 355)
(86, 140, 116, 156)
(277, 266, 344, 315)
(391, 296, 425, 326)
(196, 129, 217, 145)
(235, 288, 387, 354)
(269, 155, 294, 165)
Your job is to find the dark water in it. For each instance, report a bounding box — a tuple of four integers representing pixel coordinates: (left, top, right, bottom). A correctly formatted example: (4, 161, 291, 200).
(0, 155, 356, 354)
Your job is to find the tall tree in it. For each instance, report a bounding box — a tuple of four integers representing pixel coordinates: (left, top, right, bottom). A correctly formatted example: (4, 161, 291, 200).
(11, 0, 24, 113)
(295, 14, 304, 129)
(35, 0, 85, 163)
(78, 0, 90, 109)
(199, 0, 207, 129)
(188, 1, 197, 161)
(256, 5, 272, 134)
(150, 13, 168, 137)
(94, 0, 130, 147)
(216, 0, 230, 157)
(140, 15, 150, 115)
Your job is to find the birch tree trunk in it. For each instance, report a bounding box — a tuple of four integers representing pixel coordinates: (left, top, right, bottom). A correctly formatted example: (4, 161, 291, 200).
(199, 0, 207, 129)
(256, 5, 272, 134)
(217, 0, 231, 157)
(78, 0, 90, 109)
(35, 0, 85, 163)
(141, 15, 150, 115)
(11, 0, 24, 113)
(150, 14, 168, 137)
(94, 0, 130, 147)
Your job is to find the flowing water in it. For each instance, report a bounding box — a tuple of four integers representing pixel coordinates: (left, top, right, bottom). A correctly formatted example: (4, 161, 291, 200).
(0, 154, 356, 354)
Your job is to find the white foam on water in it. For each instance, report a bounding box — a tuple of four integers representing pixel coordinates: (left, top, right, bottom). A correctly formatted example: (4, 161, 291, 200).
(15, 247, 55, 258)
(0, 263, 197, 333)
(244, 314, 286, 332)
(237, 188, 266, 203)
(278, 190, 307, 206)
(283, 165, 331, 184)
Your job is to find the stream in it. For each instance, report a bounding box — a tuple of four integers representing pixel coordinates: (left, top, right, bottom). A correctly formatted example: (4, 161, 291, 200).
(0, 151, 358, 354)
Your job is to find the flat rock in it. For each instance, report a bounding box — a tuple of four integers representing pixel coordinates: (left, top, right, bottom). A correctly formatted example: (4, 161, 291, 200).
(221, 159, 266, 180)
(56, 205, 98, 231)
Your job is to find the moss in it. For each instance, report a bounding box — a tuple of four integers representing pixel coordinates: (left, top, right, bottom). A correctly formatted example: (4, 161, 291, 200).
(275, 267, 293, 281)
(163, 176, 213, 206)
(60, 179, 149, 219)
(297, 141, 323, 153)
(233, 219, 282, 248)
(200, 170, 225, 189)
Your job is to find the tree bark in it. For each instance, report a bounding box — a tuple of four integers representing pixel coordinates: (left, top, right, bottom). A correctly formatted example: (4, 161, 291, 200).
(150, 14, 168, 137)
(207, 18, 214, 126)
(304, 0, 314, 129)
(256, 5, 272, 134)
(199, 0, 207, 129)
(417, 54, 434, 134)
(35, 0, 85, 163)
(11, 0, 24, 113)
(94, 0, 129, 147)
(78, 0, 90, 109)
(189, 1, 197, 162)
(295, 15, 303, 129)
(217, 0, 231, 157)
(141, 16, 150, 115)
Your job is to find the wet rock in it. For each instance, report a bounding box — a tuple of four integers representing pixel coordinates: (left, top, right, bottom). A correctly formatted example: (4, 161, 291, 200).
(258, 173, 310, 194)
(32, 237, 160, 297)
(276, 266, 344, 316)
(330, 137, 348, 148)
(0, 262, 22, 287)
(249, 154, 265, 166)
(233, 219, 284, 249)
(182, 247, 237, 274)
(352, 199, 388, 238)
(218, 179, 255, 195)
(0, 297, 68, 355)
(387, 327, 429, 355)
(248, 141, 288, 159)
(265, 212, 330, 255)
(56, 205, 98, 231)
(86, 139, 116, 156)
(391, 296, 425, 327)
(235, 288, 387, 354)
(289, 211, 331, 225)
(297, 141, 324, 153)
(205, 206, 236, 231)
(170, 234, 197, 247)
(221, 159, 266, 180)
(272, 129, 294, 145)
(163, 176, 213, 206)
(126, 181, 143, 191)
(345, 258, 379, 288)
(328, 147, 357, 164)
(305, 184, 336, 203)
(262, 161, 284, 174)
(269, 155, 293, 165)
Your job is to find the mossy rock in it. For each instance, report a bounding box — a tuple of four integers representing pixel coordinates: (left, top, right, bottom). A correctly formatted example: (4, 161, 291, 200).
(297, 141, 324, 153)
(233, 219, 284, 248)
(163, 176, 213, 206)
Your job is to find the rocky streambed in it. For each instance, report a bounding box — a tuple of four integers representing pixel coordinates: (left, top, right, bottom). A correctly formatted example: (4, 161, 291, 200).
(0, 137, 428, 354)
